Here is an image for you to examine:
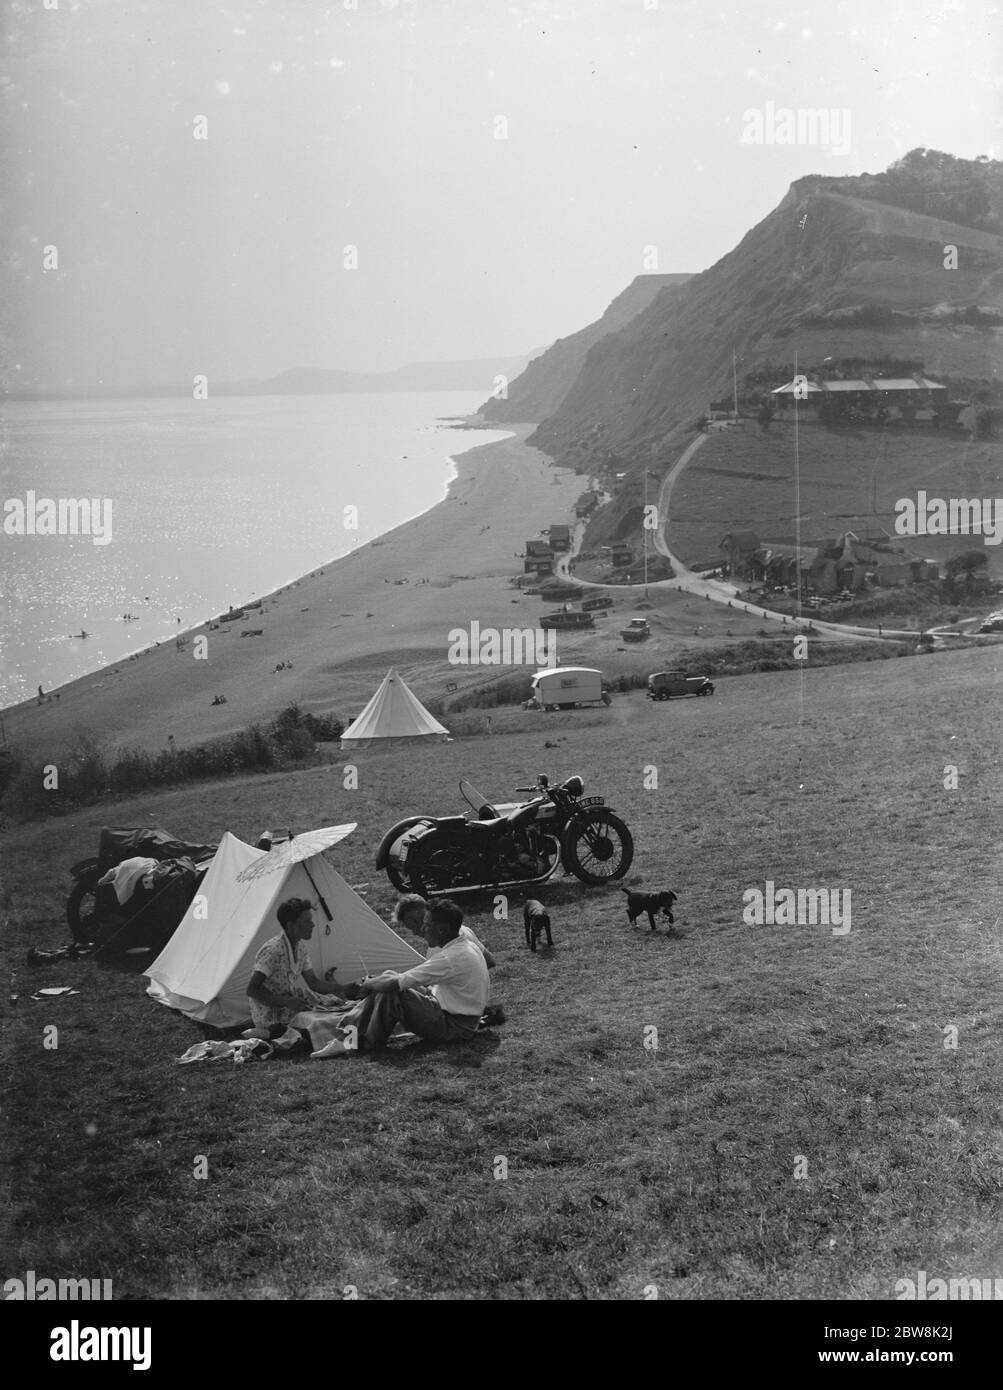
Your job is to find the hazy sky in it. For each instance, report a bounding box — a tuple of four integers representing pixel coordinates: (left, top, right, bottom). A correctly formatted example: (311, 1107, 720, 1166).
(2, 0, 1000, 389)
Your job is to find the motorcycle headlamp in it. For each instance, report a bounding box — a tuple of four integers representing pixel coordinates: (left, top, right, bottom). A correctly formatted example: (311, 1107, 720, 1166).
(562, 775, 584, 797)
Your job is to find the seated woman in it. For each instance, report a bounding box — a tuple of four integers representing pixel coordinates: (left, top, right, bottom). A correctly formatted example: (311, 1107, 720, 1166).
(246, 897, 348, 1037)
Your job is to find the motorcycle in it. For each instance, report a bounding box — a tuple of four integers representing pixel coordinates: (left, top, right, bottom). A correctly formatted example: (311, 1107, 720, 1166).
(374, 773, 634, 896)
(66, 826, 216, 950)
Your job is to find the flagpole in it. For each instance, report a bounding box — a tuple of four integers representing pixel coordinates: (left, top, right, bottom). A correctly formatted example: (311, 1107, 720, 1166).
(733, 347, 739, 422)
(643, 469, 649, 598)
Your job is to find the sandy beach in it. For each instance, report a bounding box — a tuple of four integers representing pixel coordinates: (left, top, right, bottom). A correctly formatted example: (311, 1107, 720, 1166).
(3, 424, 588, 753)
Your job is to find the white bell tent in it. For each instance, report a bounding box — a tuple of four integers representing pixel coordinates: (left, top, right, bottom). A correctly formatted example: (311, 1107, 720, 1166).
(340, 667, 449, 748)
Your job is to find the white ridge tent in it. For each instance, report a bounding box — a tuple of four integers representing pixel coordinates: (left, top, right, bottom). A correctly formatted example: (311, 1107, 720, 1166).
(341, 667, 449, 749)
(145, 831, 424, 1027)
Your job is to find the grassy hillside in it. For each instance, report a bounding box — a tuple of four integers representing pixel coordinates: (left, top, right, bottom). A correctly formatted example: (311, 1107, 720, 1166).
(479, 274, 692, 424)
(4, 647, 1001, 1299)
(530, 152, 1003, 489)
(668, 420, 1003, 579)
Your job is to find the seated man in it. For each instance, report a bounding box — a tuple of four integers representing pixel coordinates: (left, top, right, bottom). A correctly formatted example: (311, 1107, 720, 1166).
(392, 893, 497, 969)
(320, 900, 489, 1056)
(246, 897, 347, 1037)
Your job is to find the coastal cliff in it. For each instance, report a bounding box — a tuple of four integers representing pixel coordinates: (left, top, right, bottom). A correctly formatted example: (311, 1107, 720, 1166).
(478, 273, 692, 424)
(508, 149, 1003, 551)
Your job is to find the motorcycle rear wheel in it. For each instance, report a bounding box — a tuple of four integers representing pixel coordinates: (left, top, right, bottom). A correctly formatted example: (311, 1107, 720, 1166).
(66, 869, 102, 944)
(563, 814, 634, 884)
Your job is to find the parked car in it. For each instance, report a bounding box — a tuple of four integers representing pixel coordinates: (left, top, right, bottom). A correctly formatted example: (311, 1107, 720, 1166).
(540, 611, 594, 630)
(647, 670, 715, 700)
(524, 667, 611, 711)
(978, 613, 1003, 633)
(620, 618, 651, 641)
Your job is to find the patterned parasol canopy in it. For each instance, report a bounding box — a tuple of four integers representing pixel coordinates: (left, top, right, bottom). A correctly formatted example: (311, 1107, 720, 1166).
(235, 824, 357, 882)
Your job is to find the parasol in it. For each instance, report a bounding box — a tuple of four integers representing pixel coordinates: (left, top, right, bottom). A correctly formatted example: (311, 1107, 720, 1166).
(235, 824, 357, 920)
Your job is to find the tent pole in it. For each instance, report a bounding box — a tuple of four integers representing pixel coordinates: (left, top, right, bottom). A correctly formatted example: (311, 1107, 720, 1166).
(304, 862, 333, 921)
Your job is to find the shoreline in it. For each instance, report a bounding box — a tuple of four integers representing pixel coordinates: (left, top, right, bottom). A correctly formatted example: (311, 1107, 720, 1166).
(2, 422, 581, 752)
(1, 416, 515, 714)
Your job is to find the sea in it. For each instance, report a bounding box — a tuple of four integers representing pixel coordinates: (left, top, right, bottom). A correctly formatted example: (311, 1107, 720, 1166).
(0, 392, 512, 709)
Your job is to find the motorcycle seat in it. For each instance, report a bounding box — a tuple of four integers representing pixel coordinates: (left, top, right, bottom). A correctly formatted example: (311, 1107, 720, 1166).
(466, 816, 508, 836)
(467, 800, 545, 836)
(430, 815, 468, 832)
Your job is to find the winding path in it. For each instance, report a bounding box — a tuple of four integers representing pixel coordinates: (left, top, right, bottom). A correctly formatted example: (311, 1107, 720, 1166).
(554, 428, 932, 645)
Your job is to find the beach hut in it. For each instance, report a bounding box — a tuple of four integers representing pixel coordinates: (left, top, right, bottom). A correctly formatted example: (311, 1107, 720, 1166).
(340, 668, 449, 749)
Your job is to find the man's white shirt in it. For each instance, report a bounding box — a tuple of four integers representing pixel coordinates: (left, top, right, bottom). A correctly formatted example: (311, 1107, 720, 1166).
(396, 936, 489, 1016)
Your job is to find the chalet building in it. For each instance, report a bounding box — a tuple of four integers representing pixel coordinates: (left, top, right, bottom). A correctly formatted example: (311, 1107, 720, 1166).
(770, 373, 948, 424)
(523, 538, 555, 575)
(549, 524, 572, 552)
(575, 491, 600, 518)
(719, 530, 760, 578)
(523, 555, 554, 576)
(739, 529, 937, 596)
(748, 544, 819, 589)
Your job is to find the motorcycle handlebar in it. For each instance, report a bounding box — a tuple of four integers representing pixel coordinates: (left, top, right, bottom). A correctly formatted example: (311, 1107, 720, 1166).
(516, 774, 552, 793)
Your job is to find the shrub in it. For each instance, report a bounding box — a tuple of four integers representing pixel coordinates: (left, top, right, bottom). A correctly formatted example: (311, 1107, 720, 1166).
(304, 711, 344, 742)
(108, 747, 156, 794)
(65, 729, 109, 800)
(0, 748, 52, 820)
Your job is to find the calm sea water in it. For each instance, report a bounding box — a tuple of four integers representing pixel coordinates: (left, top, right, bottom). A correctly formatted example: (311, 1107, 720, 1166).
(0, 392, 510, 707)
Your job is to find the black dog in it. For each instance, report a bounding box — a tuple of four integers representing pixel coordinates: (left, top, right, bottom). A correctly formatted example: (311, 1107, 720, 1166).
(523, 899, 553, 952)
(622, 888, 678, 932)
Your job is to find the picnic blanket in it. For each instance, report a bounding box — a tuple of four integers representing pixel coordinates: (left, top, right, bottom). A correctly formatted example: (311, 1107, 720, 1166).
(288, 1002, 366, 1054)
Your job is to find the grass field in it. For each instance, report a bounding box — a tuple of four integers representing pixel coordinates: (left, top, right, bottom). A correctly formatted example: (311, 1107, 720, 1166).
(3, 646, 1001, 1300)
(669, 421, 1003, 580)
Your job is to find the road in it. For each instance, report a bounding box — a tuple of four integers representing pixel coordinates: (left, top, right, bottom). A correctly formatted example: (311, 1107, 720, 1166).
(554, 426, 956, 646)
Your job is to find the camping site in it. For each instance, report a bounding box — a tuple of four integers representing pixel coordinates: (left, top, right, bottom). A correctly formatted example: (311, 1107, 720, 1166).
(4, 646, 1000, 1300)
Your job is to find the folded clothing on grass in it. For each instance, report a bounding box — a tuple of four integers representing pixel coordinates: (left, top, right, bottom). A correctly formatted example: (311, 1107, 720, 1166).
(178, 1030, 301, 1065)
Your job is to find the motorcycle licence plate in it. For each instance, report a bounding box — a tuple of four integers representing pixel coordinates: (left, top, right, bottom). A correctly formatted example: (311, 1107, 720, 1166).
(578, 796, 605, 807)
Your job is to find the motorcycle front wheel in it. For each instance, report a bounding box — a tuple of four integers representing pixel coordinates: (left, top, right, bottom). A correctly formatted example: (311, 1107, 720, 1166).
(563, 813, 634, 884)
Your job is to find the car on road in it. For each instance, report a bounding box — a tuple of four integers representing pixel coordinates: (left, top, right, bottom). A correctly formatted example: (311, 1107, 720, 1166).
(540, 610, 594, 630)
(978, 612, 1003, 633)
(647, 670, 715, 700)
(620, 618, 651, 641)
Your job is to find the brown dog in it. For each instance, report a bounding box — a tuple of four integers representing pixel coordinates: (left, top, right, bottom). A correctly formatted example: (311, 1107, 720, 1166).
(622, 888, 678, 932)
(523, 899, 553, 952)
